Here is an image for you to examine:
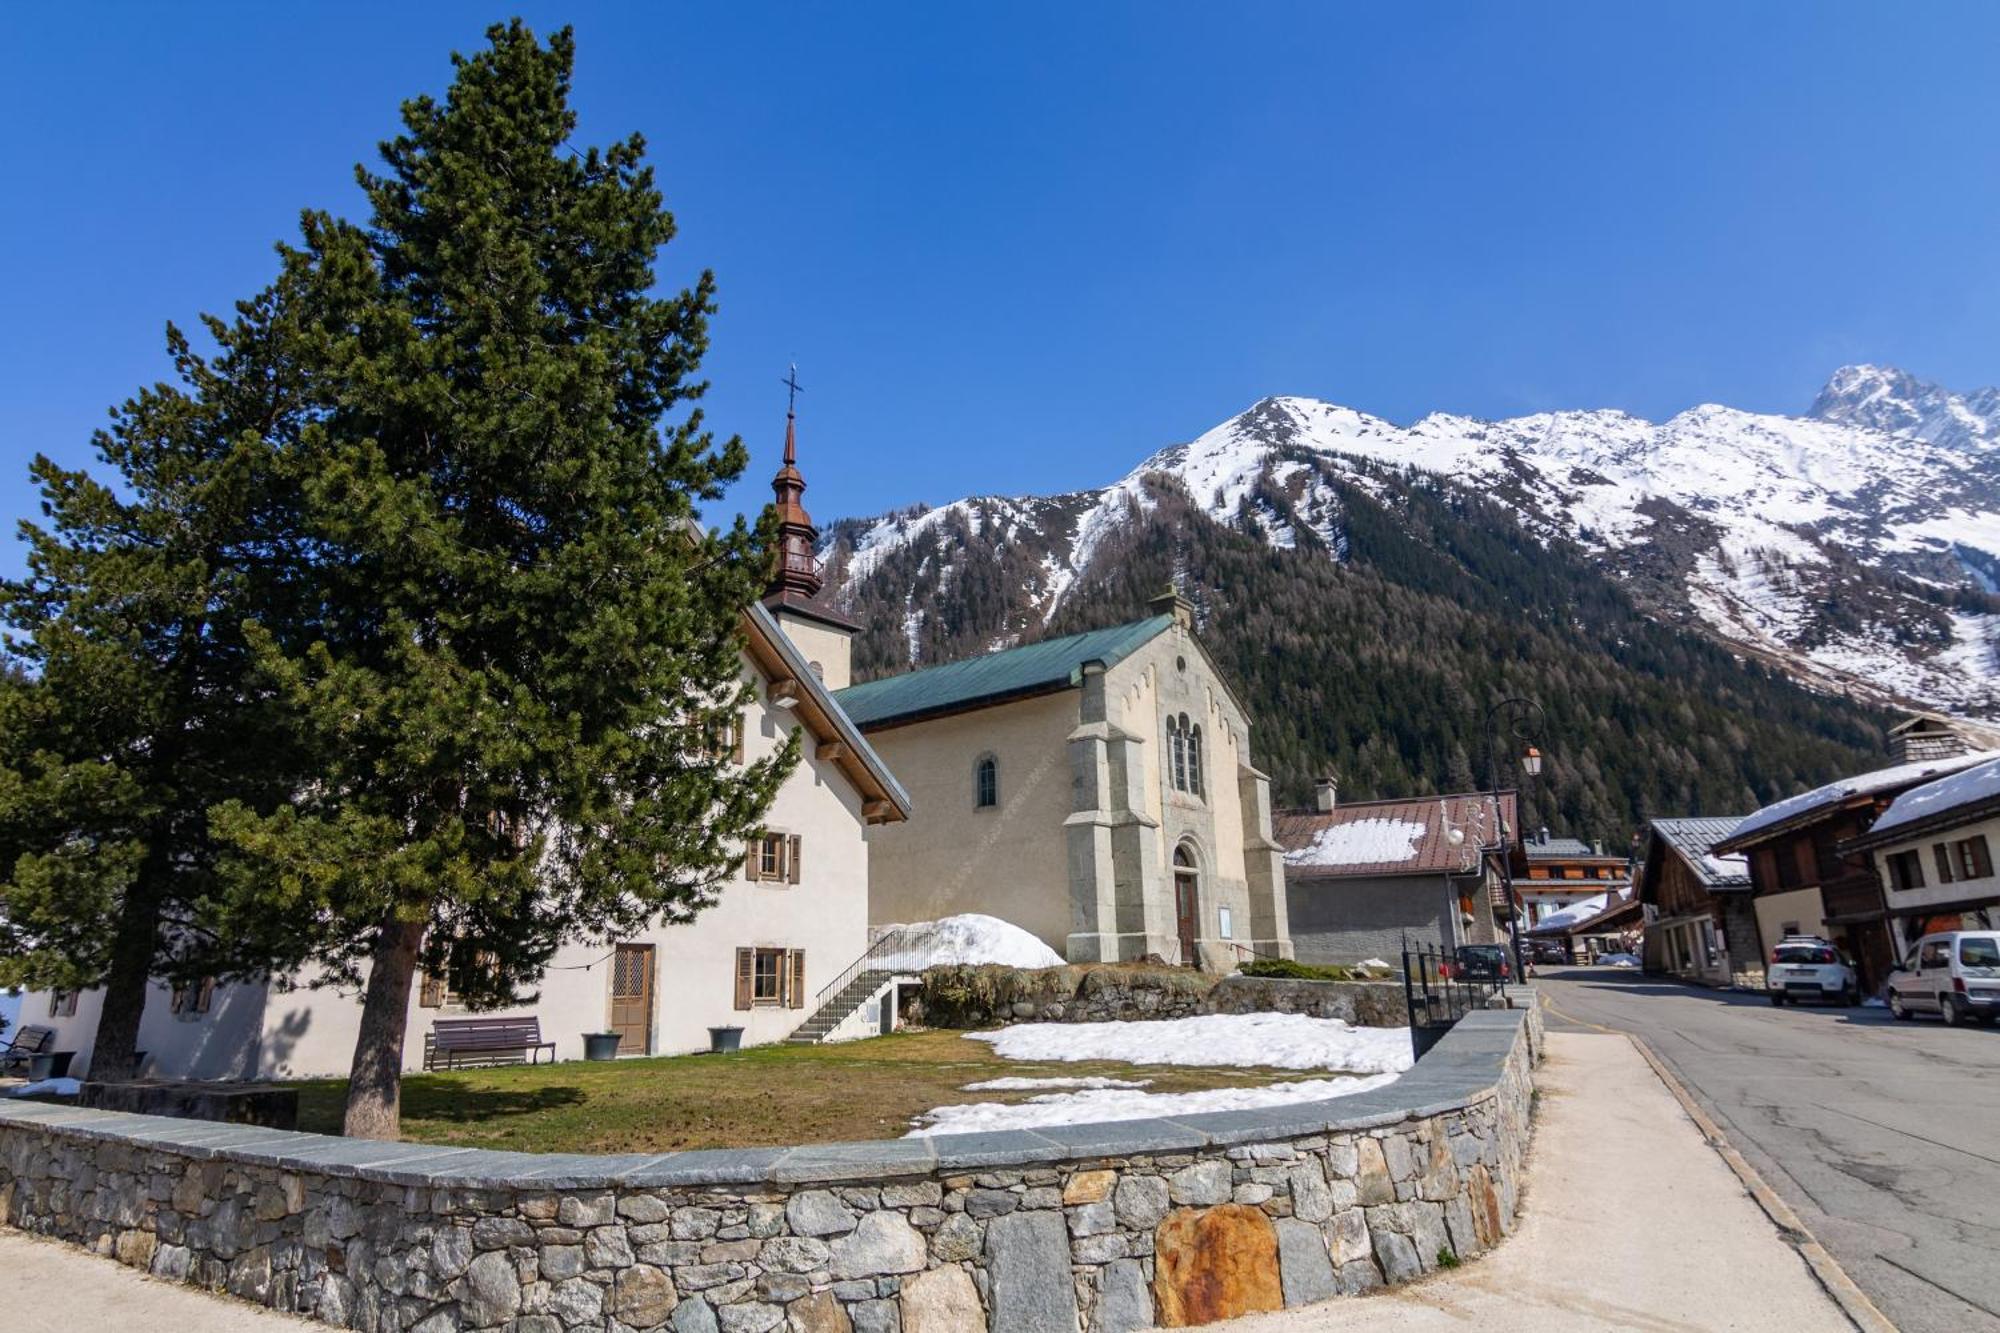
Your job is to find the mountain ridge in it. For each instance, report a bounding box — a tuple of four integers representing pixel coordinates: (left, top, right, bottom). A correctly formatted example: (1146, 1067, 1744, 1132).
(826, 366, 2000, 721)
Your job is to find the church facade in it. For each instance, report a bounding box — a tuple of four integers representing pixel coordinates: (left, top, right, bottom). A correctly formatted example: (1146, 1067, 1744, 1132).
(832, 592, 1294, 970)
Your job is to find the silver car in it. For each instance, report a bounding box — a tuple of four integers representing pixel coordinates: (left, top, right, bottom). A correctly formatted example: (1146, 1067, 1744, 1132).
(1887, 930, 2000, 1027)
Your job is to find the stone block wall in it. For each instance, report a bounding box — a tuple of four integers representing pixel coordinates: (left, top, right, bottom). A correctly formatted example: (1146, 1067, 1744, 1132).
(0, 1006, 1539, 1332)
(915, 965, 1410, 1029)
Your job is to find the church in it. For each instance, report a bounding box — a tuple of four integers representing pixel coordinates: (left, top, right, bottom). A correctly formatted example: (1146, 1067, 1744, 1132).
(831, 591, 1296, 971)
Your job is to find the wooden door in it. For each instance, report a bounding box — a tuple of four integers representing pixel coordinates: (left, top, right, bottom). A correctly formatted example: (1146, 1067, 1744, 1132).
(609, 944, 655, 1056)
(1174, 872, 1199, 966)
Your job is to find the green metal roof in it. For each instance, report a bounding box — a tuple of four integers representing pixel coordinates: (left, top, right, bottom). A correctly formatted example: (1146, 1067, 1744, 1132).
(834, 615, 1175, 729)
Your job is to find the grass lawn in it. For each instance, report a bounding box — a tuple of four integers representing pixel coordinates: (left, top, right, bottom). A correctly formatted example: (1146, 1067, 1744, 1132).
(289, 1028, 1331, 1153)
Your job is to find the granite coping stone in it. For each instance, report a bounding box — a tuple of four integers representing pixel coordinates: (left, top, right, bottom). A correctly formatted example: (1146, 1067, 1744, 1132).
(615, 1147, 789, 1187)
(770, 1138, 940, 1184)
(0, 1008, 1532, 1187)
(1013, 1117, 1210, 1158)
(927, 1129, 1068, 1171)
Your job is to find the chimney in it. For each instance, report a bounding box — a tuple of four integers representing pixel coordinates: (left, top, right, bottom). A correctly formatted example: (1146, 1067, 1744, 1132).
(1314, 776, 1339, 813)
(1537, 826, 1551, 846)
(1888, 713, 1967, 766)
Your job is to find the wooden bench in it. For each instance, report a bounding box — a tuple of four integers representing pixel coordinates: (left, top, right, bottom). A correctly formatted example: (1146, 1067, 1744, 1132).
(0, 1025, 55, 1077)
(423, 1017, 556, 1071)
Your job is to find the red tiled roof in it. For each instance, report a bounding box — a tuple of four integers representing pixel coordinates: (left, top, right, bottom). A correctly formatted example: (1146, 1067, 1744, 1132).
(1275, 791, 1522, 880)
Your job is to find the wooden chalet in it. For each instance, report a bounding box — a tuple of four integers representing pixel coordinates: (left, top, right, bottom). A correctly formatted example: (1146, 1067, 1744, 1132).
(1637, 817, 1760, 988)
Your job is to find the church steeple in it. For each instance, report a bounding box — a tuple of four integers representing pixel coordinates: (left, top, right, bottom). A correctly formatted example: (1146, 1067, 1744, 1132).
(769, 364, 822, 600)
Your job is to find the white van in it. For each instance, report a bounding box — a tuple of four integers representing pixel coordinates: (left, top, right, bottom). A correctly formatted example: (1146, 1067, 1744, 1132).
(1885, 931, 2000, 1027)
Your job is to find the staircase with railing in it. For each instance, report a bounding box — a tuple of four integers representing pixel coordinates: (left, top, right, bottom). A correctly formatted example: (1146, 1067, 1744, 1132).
(785, 935, 923, 1045)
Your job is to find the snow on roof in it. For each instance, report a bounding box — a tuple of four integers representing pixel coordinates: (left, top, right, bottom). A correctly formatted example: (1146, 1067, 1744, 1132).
(1725, 750, 2000, 845)
(1284, 818, 1429, 869)
(867, 914, 1066, 971)
(1274, 792, 1520, 879)
(1531, 893, 1611, 931)
(1868, 756, 2000, 838)
(1647, 817, 1752, 889)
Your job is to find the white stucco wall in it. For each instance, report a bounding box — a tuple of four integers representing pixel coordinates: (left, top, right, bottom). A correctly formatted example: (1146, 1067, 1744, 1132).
(1867, 812, 2000, 953)
(861, 690, 1079, 951)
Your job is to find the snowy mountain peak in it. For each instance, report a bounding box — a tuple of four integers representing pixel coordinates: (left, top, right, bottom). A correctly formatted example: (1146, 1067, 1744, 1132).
(1808, 364, 2000, 451)
(828, 369, 2000, 719)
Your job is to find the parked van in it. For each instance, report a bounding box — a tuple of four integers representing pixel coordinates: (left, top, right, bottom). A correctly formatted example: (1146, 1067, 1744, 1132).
(1885, 931, 2000, 1027)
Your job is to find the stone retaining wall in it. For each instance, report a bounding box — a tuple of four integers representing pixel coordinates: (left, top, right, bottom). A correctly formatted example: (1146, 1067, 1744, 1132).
(0, 1005, 1540, 1333)
(915, 965, 1409, 1029)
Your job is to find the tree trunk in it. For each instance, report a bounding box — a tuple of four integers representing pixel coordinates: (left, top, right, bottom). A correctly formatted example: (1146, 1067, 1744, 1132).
(87, 882, 163, 1082)
(342, 914, 426, 1139)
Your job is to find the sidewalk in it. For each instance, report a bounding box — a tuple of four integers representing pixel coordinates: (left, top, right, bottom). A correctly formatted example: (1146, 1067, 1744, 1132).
(0, 1228, 308, 1331)
(1221, 1031, 1854, 1332)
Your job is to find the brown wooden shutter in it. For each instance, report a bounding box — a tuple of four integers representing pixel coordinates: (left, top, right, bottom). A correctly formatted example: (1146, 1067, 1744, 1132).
(419, 972, 444, 1008)
(788, 950, 806, 1009)
(731, 712, 746, 764)
(788, 834, 802, 884)
(734, 948, 754, 1011)
(745, 838, 763, 882)
(170, 985, 187, 1015)
(197, 977, 215, 1014)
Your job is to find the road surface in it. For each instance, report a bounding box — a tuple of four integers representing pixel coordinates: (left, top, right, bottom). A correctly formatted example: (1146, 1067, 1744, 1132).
(1537, 965, 2000, 1333)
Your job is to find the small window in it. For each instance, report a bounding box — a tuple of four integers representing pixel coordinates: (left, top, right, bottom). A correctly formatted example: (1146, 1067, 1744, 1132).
(1954, 835, 1993, 880)
(1217, 906, 1233, 940)
(1885, 849, 1926, 892)
(48, 990, 78, 1018)
(974, 755, 999, 809)
(746, 832, 801, 884)
(735, 947, 806, 1010)
(1187, 723, 1204, 798)
(170, 977, 216, 1017)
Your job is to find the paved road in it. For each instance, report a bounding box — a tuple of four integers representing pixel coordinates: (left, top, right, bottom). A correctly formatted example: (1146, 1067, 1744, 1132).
(1536, 966, 2000, 1333)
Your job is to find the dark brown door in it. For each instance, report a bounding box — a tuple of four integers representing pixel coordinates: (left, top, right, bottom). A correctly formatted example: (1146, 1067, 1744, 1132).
(1174, 871, 1199, 966)
(610, 944, 655, 1055)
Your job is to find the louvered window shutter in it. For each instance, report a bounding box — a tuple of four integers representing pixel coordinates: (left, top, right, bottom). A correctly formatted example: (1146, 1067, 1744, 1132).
(745, 839, 763, 882)
(788, 834, 803, 884)
(788, 950, 806, 1009)
(734, 948, 754, 1011)
(170, 985, 187, 1015)
(732, 712, 746, 764)
(197, 977, 215, 1014)
(419, 972, 444, 1008)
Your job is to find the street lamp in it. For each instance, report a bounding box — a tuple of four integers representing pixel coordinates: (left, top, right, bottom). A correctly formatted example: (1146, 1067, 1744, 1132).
(1484, 698, 1546, 984)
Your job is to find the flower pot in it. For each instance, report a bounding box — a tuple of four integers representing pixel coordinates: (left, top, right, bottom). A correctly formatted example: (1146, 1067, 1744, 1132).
(581, 1032, 623, 1062)
(707, 1025, 744, 1054)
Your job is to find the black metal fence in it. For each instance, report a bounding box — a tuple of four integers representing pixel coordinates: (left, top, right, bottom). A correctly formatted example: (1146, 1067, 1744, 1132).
(1401, 935, 1505, 1061)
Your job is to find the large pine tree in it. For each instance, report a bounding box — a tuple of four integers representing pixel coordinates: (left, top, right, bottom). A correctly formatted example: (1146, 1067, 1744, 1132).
(207, 22, 791, 1136)
(0, 291, 311, 1079)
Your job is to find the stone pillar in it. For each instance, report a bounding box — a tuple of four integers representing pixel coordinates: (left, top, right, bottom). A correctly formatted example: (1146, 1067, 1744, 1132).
(1066, 663, 1161, 962)
(1238, 761, 1295, 960)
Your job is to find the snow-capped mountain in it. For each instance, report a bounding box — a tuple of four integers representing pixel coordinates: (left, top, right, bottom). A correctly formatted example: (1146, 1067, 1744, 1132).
(826, 367, 2000, 719)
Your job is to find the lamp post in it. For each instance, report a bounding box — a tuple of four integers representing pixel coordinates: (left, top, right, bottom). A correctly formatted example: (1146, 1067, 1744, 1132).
(1484, 697, 1545, 984)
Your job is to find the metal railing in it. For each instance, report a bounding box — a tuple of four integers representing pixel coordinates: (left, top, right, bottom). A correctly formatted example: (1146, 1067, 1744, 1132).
(1401, 934, 1504, 1061)
(806, 932, 911, 1018)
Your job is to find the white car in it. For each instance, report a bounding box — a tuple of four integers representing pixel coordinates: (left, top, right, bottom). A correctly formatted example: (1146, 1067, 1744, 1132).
(1766, 936, 1859, 1007)
(1886, 931, 2000, 1027)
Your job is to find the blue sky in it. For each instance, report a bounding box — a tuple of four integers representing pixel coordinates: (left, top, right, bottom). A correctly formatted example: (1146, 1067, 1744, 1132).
(3, 3, 1997, 563)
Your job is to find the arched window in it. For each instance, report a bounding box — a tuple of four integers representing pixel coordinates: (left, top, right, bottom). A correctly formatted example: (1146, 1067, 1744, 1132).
(974, 754, 999, 809)
(1167, 715, 1188, 792)
(1188, 723, 1204, 798)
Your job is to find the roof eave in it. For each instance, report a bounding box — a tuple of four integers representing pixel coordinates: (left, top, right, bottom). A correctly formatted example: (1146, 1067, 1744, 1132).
(745, 602, 912, 821)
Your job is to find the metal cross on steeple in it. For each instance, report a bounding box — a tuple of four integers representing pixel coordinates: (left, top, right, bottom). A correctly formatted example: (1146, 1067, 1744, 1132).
(781, 363, 804, 418)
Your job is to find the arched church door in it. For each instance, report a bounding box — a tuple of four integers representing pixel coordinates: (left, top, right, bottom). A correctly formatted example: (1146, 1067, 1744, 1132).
(1173, 844, 1200, 967)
